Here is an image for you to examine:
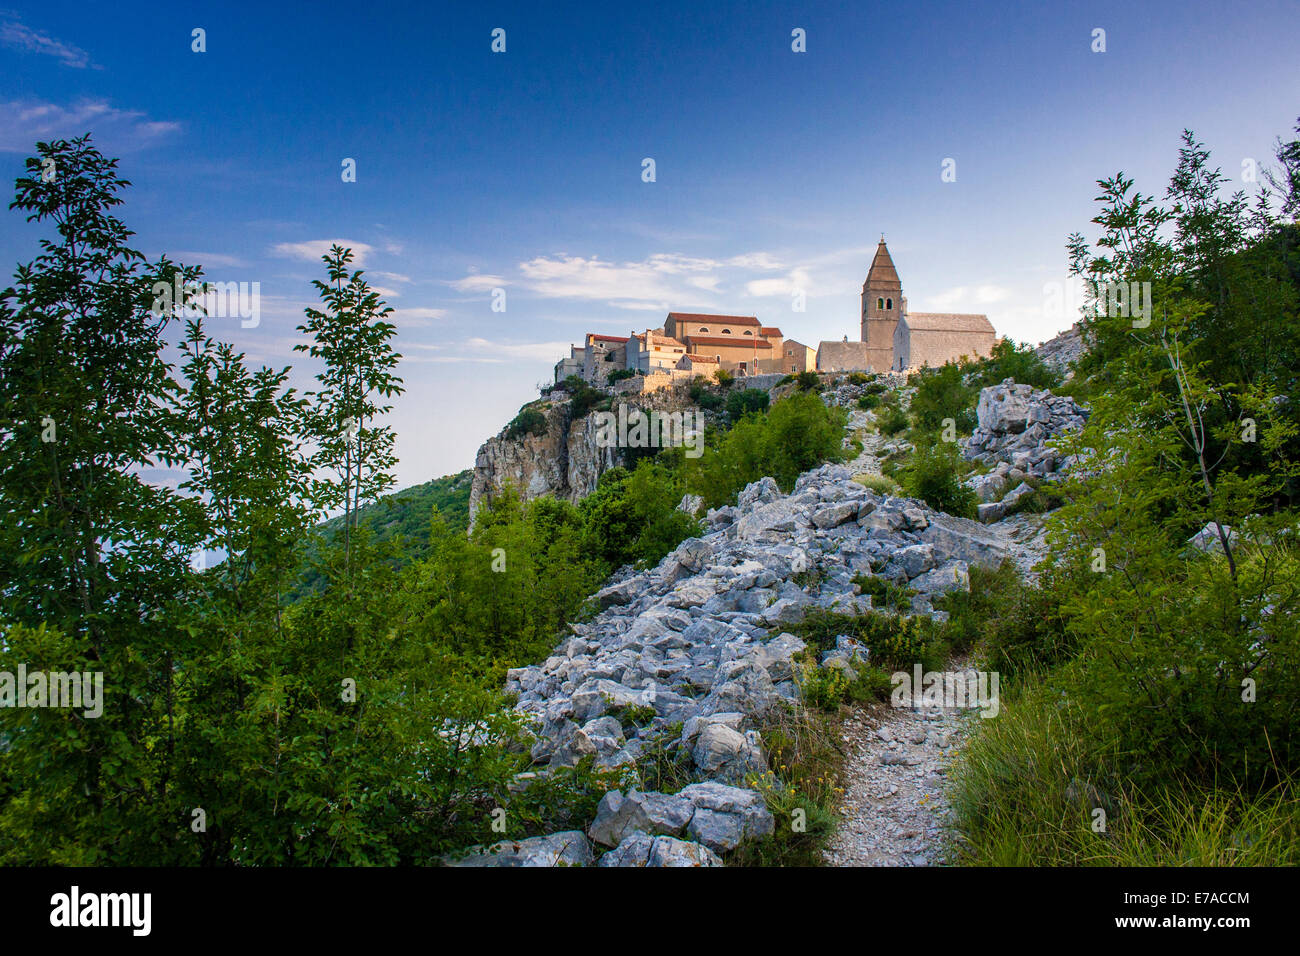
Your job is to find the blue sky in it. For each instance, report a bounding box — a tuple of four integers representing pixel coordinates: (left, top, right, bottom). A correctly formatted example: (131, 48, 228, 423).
(2, 0, 1296, 488)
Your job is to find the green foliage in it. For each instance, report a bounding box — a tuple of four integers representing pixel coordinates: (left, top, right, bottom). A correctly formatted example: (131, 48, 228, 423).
(909, 362, 976, 436)
(795, 656, 892, 709)
(899, 439, 978, 519)
(729, 707, 841, 866)
(294, 245, 404, 584)
(577, 460, 700, 570)
(713, 368, 734, 387)
(565, 377, 610, 419)
(856, 392, 881, 410)
(291, 471, 472, 601)
(686, 391, 849, 508)
(504, 404, 548, 440)
(851, 573, 914, 613)
(851, 472, 901, 496)
(0, 139, 611, 865)
(969, 339, 1061, 391)
(605, 367, 635, 384)
(725, 387, 770, 421)
(790, 609, 948, 672)
(794, 370, 822, 392)
(949, 119, 1300, 866)
(688, 376, 725, 411)
(874, 402, 909, 437)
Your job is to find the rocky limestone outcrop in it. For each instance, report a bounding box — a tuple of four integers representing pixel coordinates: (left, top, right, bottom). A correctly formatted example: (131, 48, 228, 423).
(445, 462, 1021, 866)
(1035, 323, 1085, 377)
(961, 379, 1089, 523)
(468, 399, 621, 529)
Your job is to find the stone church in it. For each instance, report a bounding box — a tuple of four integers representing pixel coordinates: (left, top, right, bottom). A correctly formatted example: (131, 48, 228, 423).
(818, 239, 996, 373)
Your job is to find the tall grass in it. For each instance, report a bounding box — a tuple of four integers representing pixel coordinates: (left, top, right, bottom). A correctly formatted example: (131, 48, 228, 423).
(948, 674, 1300, 865)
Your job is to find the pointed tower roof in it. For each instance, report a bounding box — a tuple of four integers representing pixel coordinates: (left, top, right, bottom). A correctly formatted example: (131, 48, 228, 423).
(863, 239, 901, 291)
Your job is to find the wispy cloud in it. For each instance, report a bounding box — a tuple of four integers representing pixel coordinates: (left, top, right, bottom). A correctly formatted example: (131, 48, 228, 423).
(0, 99, 179, 152)
(403, 337, 572, 364)
(271, 239, 374, 266)
(390, 307, 448, 328)
(447, 273, 507, 293)
(1, 17, 97, 69)
(921, 284, 1011, 310)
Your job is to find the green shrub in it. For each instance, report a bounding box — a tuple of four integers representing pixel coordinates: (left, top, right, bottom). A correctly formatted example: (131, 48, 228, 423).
(504, 405, 548, 440)
(852, 472, 901, 496)
(688, 377, 725, 411)
(795, 370, 822, 392)
(852, 573, 914, 612)
(713, 368, 735, 387)
(910, 362, 976, 436)
(686, 391, 848, 508)
(606, 367, 635, 384)
(856, 392, 881, 410)
(725, 387, 770, 421)
(969, 339, 1060, 391)
(791, 608, 947, 671)
(875, 403, 909, 436)
(901, 439, 977, 518)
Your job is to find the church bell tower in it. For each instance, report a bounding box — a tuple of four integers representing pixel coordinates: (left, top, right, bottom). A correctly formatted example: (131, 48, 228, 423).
(861, 237, 902, 371)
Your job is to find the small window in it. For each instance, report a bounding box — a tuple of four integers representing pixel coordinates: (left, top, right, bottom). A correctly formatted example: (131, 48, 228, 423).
(721, 329, 731, 334)
(886, 298, 893, 309)
(743, 329, 753, 336)
(877, 297, 884, 310)
(698, 327, 709, 333)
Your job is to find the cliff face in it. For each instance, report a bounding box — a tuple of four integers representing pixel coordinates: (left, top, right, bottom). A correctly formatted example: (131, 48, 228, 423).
(469, 398, 624, 528)
(469, 384, 719, 527)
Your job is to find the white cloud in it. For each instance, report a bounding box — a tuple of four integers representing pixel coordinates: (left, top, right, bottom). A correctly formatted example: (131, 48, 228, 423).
(271, 239, 374, 266)
(462, 337, 573, 362)
(390, 307, 447, 327)
(727, 252, 784, 271)
(922, 284, 1012, 310)
(448, 273, 507, 293)
(1, 18, 97, 68)
(745, 268, 812, 298)
(372, 270, 411, 283)
(0, 99, 178, 152)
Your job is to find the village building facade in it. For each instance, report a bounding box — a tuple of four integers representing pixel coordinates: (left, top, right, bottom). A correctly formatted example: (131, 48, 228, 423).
(556, 239, 997, 385)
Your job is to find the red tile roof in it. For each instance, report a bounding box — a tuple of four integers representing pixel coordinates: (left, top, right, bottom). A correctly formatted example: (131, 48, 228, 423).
(588, 334, 629, 343)
(760, 326, 783, 337)
(668, 312, 761, 327)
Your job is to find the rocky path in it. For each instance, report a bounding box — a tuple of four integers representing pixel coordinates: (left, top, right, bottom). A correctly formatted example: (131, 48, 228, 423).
(823, 686, 975, 867)
(844, 409, 886, 475)
(824, 398, 1051, 867)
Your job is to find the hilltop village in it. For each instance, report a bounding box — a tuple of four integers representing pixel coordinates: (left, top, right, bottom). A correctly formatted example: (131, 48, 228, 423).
(555, 239, 999, 386)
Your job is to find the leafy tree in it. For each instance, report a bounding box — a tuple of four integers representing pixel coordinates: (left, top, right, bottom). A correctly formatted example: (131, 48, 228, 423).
(295, 246, 404, 581)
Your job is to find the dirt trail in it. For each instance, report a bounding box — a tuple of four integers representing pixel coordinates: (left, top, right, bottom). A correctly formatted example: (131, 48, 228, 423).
(824, 407, 1050, 866)
(822, 685, 977, 866)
